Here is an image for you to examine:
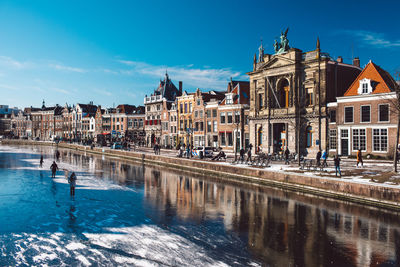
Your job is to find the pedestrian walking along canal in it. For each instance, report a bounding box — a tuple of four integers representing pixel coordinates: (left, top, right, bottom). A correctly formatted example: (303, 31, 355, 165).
(1, 145, 400, 266)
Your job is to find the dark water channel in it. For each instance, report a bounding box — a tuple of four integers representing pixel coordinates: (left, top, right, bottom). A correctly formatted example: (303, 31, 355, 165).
(0, 145, 399, 266)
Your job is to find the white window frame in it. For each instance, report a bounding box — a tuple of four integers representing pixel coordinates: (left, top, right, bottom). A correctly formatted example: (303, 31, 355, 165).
(357, 78, 373, 95)
(329, 129, 337, 151)
(344, 106, 354, 124)
(220, 112, 226, 124)
(372, 127, 388, 153)
(226, 94, 233, 105)
(227, 112, 233, 124)
(360, 105, 371, 123)
(378, 104, 390, 123)
(362, 83, 368, 94)
(351, 127, 367, 152)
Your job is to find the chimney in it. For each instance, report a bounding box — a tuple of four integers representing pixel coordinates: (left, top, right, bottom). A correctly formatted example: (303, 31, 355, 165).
(353, 57, 360, 68)
(179, 81, 183, 95)
(337, 56, 343, 63)
(228, 77, 233, 93)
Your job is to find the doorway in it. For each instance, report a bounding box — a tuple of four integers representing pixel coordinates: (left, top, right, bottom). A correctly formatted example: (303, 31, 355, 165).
(272, 123, 286, 153)
(340, 129, 349, 156)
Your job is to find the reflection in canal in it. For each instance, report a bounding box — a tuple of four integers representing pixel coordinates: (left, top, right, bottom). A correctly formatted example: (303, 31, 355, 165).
(2, 145, 400, 266)
(142, 167, 400, 266)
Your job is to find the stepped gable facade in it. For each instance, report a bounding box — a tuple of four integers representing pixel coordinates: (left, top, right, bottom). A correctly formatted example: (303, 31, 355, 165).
(144, 72, 182, 146)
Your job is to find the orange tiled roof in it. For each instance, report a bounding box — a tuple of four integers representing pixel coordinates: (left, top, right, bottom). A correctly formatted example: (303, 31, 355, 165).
(344, 61, 397, 96)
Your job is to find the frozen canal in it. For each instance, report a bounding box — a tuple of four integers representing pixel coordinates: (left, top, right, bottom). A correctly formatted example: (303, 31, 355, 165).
(1, 145, 400, 266)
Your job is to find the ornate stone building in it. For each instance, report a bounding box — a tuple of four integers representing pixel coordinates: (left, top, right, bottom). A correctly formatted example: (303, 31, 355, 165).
(248, 33, 361, 157)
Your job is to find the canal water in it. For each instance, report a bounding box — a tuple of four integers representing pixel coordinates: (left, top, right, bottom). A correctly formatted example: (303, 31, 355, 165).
(0, 145, 399, 266)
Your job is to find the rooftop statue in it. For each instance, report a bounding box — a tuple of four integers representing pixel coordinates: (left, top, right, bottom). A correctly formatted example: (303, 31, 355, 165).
(274, 28, 290, 54)
(258, 40, 264, 63)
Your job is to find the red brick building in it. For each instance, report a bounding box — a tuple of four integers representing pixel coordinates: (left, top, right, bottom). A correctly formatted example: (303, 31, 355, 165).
(218, 80, 250, 152)
(193, 89, 225, 148)
(328, 61, 399, 157)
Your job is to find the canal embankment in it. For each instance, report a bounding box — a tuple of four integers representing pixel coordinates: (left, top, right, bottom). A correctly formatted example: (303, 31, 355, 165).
(2, 139, 400, 211)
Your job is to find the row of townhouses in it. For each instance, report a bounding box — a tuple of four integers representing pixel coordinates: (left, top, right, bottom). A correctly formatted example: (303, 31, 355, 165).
(143, 73, 250, 153)
(8, 101, 146, 144)
(4, 32, 400, 157)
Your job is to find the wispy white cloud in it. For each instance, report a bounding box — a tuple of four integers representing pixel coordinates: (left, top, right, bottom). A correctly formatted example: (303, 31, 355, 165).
(96, 89, 112, 96)
(340, 30, 400, 48)
(48, 63, 88, 73)
(52, 87, 71, 95)
(116, 60, 246, 90)
(0, 56, 32, 69)
(101, 68, 119, 75)
(116, 59, 136, 66)
(0, 84, 18, 91)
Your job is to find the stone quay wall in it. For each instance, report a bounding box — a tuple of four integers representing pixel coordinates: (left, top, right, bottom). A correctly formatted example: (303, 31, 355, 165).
(3, 139, 400, 211)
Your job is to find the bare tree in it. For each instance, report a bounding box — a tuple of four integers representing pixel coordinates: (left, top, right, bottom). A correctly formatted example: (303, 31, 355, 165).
(382, 71, 400, 172)
(392, 71, 400, 172)
(291, 87, 309, 166)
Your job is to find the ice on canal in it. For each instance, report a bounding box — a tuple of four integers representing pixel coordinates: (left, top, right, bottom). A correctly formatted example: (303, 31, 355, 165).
(0, 146, 259, 266)
(4, 225, 233, 266)
(1, 145, 400, 267)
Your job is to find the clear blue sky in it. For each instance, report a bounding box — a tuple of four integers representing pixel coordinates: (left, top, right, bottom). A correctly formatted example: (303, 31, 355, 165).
(0, 0, 399, 109)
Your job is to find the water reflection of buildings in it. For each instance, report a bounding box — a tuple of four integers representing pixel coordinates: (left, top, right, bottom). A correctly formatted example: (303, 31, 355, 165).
(144, 168, 400, 266)
(37, 146, 400, 266)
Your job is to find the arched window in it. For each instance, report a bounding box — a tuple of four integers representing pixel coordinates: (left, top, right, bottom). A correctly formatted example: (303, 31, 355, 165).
(277, 79, 290, 108)
(306, 126, 312, 148)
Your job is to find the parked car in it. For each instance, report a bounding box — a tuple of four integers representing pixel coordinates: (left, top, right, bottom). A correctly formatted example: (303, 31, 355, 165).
(193, 146, 214, 158)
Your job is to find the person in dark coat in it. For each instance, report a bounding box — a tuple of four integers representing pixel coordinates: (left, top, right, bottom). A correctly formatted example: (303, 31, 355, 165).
(357, 149, 363, 167)
(50, 161, 58, 178)
(246, 144, 253, 164)
(316, 150, 322, 167)
(40, 155, 44, 168)
(154, 143, 158, 155)
(284, 147, 290, 165)
(186, 144, 190, 159)
(68, 172, 77, 196)
(55, 150, 60, 162)
(239, 148, 245, 163)
(334, 155, 341, 177)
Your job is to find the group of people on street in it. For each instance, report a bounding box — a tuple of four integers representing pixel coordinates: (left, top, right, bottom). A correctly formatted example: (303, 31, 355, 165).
(40, 152, 77, 197)
(318, 148, 362, 178)
(237, 144, 255, 164)
(176, 144, 194, 158)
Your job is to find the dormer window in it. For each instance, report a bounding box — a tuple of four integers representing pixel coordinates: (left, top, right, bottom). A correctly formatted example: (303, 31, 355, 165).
(362, 83, 368, 94)
(358, 78, 373, 94)
(226, 94, 233, 104)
